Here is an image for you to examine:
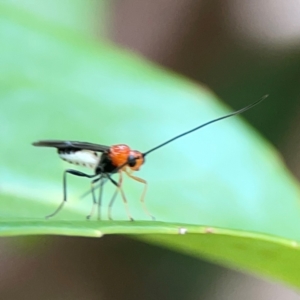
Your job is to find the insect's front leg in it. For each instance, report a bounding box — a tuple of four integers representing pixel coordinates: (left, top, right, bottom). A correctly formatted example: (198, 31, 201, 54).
(107, 172, 134, 221)
(124, 169, 155, 220)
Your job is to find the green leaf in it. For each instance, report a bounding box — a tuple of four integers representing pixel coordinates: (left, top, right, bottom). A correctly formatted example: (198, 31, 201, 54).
(4, 0, 106, 36)
(1, 3, 300, 288)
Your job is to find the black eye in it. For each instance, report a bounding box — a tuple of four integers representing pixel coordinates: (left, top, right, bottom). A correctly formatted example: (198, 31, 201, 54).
(127, 155, 136, 167)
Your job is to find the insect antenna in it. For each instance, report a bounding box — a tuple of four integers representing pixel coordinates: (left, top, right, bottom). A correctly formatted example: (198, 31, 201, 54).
(81, 95, 268, 201)
(143, 95, 268, 156)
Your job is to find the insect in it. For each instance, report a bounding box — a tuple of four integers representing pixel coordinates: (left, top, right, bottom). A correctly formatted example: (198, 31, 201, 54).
(33, 95, 268, 221)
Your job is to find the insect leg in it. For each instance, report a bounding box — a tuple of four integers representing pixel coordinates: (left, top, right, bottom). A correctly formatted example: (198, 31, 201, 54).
(86, 176, 103, 220)
(97, 177, 105, 221)
(46, 169, 97, 219)
(124, 170, 155, 220)
(108, 180, 120, 221)
(107, 172, 134, 221)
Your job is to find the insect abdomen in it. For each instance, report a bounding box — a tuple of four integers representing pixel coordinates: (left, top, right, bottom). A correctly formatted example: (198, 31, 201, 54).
(58, 149, 99, 169)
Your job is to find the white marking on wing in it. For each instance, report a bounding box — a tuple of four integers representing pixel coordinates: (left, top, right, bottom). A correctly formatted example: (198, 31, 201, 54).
(59, 150, 100, 169)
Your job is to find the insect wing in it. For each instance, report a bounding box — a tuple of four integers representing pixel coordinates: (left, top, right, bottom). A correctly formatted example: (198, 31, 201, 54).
(32, 140, 110, 152)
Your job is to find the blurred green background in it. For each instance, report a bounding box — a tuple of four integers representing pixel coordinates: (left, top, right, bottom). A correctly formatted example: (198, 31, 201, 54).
(1, 1, 300, 299)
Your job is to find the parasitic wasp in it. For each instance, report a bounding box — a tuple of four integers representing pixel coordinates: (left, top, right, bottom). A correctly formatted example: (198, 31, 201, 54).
(33, 95, 268, 221)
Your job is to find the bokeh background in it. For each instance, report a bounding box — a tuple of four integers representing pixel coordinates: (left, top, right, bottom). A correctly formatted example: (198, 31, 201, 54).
(2, 0, 300, 299)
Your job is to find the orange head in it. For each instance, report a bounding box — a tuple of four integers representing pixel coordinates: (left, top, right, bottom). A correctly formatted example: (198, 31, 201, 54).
(127, 150, 144, 171)
(109, 144, 144, 171)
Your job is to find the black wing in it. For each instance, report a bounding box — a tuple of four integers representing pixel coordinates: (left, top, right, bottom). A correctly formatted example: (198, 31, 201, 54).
(32, 140, 110, 152)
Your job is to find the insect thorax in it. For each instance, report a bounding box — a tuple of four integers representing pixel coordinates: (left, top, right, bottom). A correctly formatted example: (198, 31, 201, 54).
(95, 152, 119, 174)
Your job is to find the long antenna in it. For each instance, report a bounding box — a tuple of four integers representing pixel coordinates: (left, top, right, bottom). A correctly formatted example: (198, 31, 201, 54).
(143, 95, 268, 156)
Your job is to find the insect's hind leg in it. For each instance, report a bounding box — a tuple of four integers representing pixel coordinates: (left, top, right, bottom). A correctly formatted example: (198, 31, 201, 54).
(107, 172, 134, 221)
(46, 169, 97, 219)
(124, 170, 155, 220)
